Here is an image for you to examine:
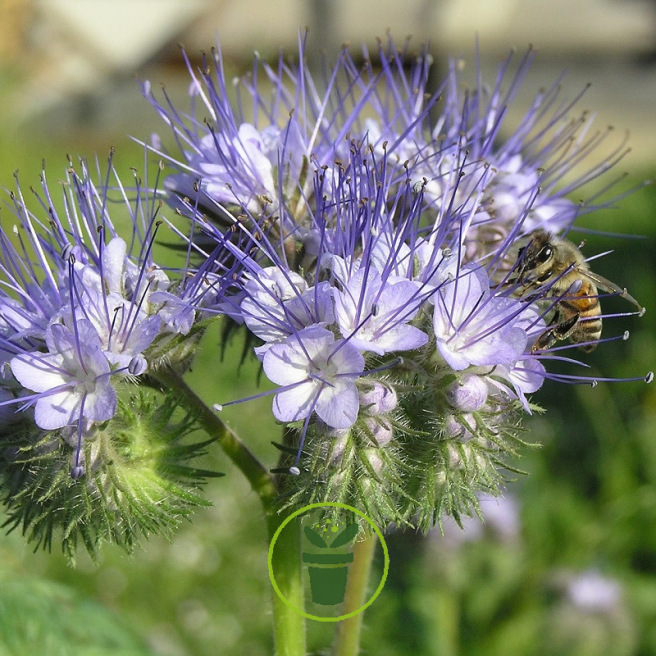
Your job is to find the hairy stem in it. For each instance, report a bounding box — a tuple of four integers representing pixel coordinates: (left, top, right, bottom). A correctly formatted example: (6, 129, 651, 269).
(267, 512, 306, 656)
(153, 368, 306, 655)
(333, 532, 378, 656)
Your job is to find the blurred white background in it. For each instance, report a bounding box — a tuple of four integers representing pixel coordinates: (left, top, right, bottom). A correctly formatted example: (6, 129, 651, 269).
(2, 0, 656, 167)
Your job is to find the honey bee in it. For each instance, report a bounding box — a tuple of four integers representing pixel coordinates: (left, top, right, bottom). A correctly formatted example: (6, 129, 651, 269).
(512, 230, 643, 352)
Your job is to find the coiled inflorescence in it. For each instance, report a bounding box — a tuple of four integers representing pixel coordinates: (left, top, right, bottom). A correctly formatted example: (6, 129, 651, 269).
(142, 36, 649, 528)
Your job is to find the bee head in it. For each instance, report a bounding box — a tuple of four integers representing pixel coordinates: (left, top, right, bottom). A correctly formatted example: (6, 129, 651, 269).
(515, 231, 555, 284)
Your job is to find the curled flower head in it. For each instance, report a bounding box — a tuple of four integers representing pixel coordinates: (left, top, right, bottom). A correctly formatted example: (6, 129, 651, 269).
(0, 156, 225, 557)
(0, 161, 151, 433)
(0, 154, 221, 483)
(147, 36, 650, 529)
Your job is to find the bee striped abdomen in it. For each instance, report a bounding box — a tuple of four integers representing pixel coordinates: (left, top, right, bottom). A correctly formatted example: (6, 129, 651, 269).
(562, 292, 600, 319)
(564, 285, 602, 350)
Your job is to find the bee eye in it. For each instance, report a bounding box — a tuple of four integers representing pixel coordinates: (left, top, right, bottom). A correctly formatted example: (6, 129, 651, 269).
(537, 270, 553, 283)
(537, 246, 552, 263)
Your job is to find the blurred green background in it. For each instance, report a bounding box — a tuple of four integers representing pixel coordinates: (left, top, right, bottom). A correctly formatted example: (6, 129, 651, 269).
(1, 2, 656, 654)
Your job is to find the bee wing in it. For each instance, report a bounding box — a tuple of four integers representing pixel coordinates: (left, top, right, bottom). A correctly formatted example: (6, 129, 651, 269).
(581, 269, 643, 309)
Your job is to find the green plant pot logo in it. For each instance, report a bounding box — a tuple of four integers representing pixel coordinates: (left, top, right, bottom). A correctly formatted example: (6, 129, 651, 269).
(303, 522, 358, 605)
(268, 502, 389, 622)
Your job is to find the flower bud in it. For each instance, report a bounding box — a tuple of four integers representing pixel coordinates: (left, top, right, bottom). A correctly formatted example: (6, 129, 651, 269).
(443, 414, 464, 438)
(448, 443, 470, 469)
(327, 428, 350, 463)
(0, 390, 219, 560)
(443, 413, 476, 442)
(359, 382, 398, 415)
(364, 417, 394, 447)
(445, 374, 488, 412)
(363, 448, 385, 474)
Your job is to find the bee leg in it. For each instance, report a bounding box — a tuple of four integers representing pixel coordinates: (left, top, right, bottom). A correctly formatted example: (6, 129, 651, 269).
(532, 311, 580, 352)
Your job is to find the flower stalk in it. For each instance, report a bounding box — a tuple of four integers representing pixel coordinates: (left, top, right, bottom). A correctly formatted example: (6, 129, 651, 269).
(150, 366, 306, 655)
(149, 366, 275, 503)
(333, 532, 379, 656)
(268, 513, 306, 656)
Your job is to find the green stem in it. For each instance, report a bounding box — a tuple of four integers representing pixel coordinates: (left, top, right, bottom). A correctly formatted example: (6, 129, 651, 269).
(151, 368, 275, 503)
(153, 368, 306, 655)
(333, 532, 378, 656)
(267, 512, 306, 656)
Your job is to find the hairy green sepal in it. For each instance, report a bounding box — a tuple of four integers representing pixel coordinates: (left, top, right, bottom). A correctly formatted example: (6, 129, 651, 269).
(0, 389, 221, 562)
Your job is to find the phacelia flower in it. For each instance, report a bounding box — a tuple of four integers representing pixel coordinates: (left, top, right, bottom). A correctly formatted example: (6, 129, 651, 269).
(432, 265, 528, 371)
(263, 325, 364, 429)
(333, 266, 428, 355)
(545, 569, 635, 655)
(145, 36, 651, 530)
(0, 156, 224, 558)
(0, 159, 189, 441)
(11, 319, 116, 430)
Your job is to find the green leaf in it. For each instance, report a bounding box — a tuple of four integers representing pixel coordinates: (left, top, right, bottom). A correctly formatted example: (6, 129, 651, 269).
(330, 523, 359, 548)
(303, 526, 328, 548)
(0, 571, 152, 656)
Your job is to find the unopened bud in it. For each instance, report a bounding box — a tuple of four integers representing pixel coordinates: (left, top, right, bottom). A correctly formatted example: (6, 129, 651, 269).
(446, 374, 488, 412)
(359, 382, 398, 415)
(364, 417, 394, 446)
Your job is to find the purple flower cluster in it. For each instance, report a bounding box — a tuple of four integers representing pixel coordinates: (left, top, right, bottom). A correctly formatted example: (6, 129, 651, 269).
(141, 37, 648, 521)
(0, 158, 204, 476)
(0, 36, 647, 537)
